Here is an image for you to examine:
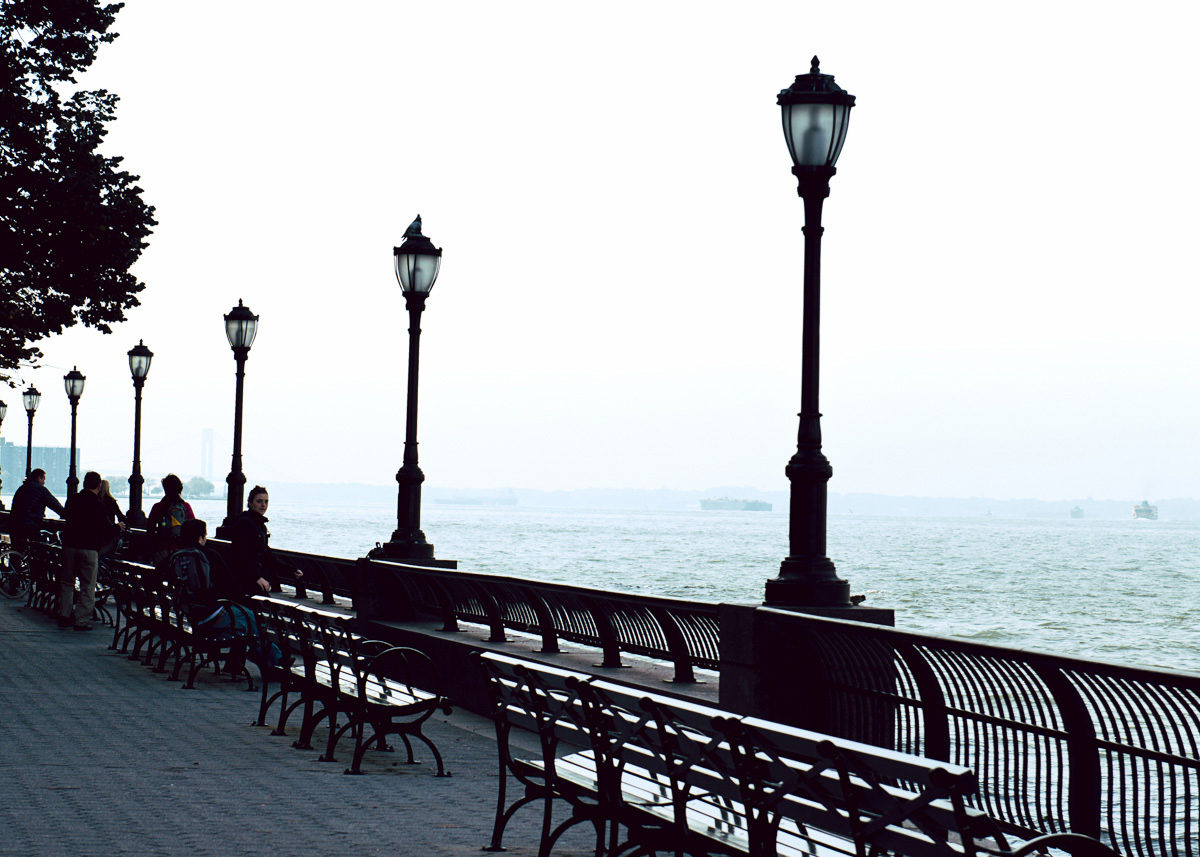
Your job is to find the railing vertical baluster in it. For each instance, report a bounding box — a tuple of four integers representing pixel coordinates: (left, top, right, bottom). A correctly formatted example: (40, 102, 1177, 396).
(581, 596, 623, 669)
(471, 582, 506, 643)
(521, 587, 559, 654)
(649, 607, 696, 684)
(896, 642, 950, 762)
(1033, 664, 1102, 840)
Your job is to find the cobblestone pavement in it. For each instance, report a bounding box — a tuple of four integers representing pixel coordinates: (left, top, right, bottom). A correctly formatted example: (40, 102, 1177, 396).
(0, 601, 596, 857)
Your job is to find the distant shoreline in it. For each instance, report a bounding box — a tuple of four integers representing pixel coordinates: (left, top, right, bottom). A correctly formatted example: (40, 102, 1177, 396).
(8, 482, 1190, 521)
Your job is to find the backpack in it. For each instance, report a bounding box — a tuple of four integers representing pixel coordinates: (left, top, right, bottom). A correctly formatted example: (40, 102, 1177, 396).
(170, 548, 212, 613)
(157, 498, 191, 541)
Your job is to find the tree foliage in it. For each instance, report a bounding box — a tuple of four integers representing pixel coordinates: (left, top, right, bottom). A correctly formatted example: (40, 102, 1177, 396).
(1, 1, 155, 381)
(184, 476, 214, 497)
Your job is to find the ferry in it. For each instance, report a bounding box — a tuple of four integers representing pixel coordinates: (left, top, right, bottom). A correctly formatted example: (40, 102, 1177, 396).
(1069, 506, 1084, 519)
(1132, 501, 1158, 520)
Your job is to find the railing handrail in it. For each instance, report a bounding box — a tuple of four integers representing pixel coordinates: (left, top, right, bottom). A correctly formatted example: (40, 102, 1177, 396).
(758, 605, 1200, 686)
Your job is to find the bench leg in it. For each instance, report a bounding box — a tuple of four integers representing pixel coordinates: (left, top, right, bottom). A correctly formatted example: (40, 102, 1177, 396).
(275, 693, 305, 737)
(486, 792, 542, 852)
(168, 645, 189, 682)
(292, 701, 326, 751)
(321, 712, 354, 763)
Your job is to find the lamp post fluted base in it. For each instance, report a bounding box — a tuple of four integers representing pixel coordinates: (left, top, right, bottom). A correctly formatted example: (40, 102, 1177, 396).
(766, 557, 849, 606)
(371, 530, 435, 560)
(367, 534, 457, 568)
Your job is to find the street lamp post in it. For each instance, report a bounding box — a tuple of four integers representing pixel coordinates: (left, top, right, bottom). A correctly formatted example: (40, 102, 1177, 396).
(216, 300, 258, 539)
(0, 400, 7, 504)
(764, 58, 866, 611)
(372, 215, 443, 561)
(127, 341, 153, 528)
(63, 368, 86, 498)
(22, 387, 40, 478)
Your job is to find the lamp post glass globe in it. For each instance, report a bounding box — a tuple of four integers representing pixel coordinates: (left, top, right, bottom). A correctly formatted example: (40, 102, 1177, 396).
(393, 214, 442, 295)
(63, 367, 86, 401)
(22, 387, 40, 414)
(224, 299, 259, 351)
(0, 400, 6, 423)
(777, 56, 855, 171)
(128, 340, 153, 380)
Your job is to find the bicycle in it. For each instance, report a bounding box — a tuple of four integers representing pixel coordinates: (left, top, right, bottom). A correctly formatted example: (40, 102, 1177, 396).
(0, 544, 30, 600)
(0, 529, 62, 602)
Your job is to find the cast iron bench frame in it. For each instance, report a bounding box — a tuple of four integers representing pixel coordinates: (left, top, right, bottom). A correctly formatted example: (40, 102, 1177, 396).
(477, 651, 1117, 857)
(254, 596, 453, 775)
(105, 558, 258, 689)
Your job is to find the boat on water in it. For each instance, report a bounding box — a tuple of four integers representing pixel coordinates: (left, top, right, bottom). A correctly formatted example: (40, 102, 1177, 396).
(1132, 501, 1158, 520)
(1070, 506, 1084, 519)
(699, 498, 772, 511)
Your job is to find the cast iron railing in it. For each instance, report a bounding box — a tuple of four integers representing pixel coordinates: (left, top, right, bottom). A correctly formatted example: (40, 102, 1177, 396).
(365, 557, 720, 683)
(768, 608, 1199, 856)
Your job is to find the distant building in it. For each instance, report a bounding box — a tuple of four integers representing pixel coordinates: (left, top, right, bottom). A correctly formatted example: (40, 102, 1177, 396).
(201, 428, 214, 480)
(0, 439, 79, 496)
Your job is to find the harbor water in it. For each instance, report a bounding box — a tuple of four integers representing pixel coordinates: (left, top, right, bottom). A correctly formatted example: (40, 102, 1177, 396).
(175, 498, 1200, 675)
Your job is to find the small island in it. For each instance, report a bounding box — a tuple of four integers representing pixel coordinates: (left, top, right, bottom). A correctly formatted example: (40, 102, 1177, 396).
(699, 498, 772, 511)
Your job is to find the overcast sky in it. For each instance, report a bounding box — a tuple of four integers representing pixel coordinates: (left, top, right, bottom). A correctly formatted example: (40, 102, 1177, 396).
(8, 1, 1200, 501)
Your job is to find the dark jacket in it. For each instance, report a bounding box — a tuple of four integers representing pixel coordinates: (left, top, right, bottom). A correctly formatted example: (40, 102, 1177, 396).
(11, 478, 67, 535)
(62, 490, 114, 552)
(170, 547, 240, 624)
(229, 510, 277, 596)
(102, 494, 126, 526)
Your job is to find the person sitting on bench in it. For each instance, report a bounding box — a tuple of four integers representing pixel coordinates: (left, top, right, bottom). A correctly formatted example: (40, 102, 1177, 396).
(170, 519, 279, 667)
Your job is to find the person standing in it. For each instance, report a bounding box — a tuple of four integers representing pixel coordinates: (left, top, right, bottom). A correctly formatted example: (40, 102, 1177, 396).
(228, 486, 301, 599)
(147, 474, 194, 561)
(59, 471, 111, 630)
(98, 479, 126, 527)
(98, 479, 127, 560)
(10, 468, 67, 550)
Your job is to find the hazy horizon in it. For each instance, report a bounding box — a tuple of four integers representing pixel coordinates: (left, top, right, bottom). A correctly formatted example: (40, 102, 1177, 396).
(6, 2, 1199, 504)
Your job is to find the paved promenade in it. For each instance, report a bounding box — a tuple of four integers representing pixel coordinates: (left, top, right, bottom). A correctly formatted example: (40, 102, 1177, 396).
(0, 600, 593, 857)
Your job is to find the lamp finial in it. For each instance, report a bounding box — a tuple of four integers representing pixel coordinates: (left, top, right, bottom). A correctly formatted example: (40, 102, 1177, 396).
(811, 56, 820, 74)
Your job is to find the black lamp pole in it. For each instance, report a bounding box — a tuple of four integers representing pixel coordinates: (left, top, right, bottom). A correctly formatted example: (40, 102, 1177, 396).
(22, 387, 39, 478)
(0, 400, 7, 505)
(63, 368, 85, 498)
(372, 215, 443, 560)
(765, 58, 858, 609)
(127, 341, 153, 528)
(216, 300, 258, 539)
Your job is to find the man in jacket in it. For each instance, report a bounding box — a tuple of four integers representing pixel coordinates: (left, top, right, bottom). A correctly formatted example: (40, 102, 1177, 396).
(59, 471, 113, 630)
(10, 469, 66, 550)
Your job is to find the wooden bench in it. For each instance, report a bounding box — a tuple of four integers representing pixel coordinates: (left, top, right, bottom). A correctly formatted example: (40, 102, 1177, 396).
(254, 596, 453, 775)
(477, 651, 1117, 857)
